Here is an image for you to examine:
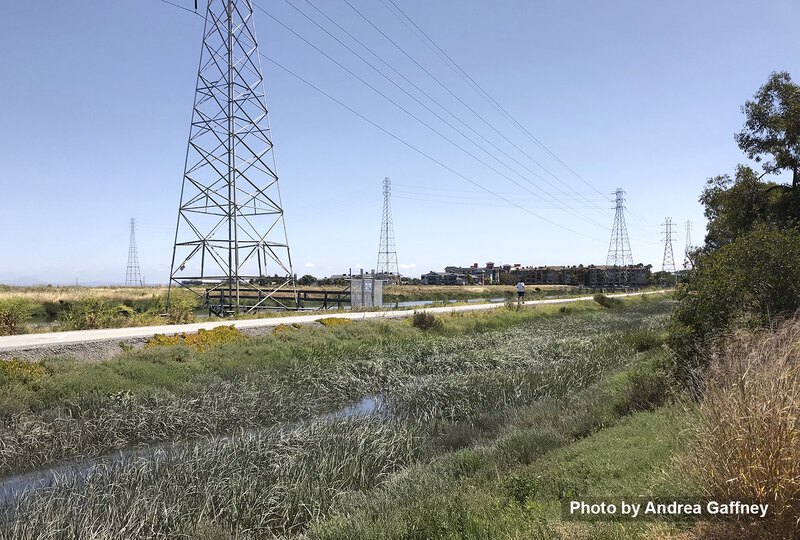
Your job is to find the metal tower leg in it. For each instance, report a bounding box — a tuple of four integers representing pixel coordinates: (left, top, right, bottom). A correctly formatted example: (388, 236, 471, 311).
(168, 0, 296, 315)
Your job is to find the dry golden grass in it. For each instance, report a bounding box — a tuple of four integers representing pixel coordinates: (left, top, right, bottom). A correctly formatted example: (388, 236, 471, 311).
(0, 284, 574, 303)
(385, 284, 573, 294)
(0, 285, 167, 303)
(681, 318, 800, 538)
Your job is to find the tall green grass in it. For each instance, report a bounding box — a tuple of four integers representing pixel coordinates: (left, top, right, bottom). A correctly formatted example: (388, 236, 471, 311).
(3, 417, 419, 539)
(0, 302, 672, 475)
(0, 299, 676, 539)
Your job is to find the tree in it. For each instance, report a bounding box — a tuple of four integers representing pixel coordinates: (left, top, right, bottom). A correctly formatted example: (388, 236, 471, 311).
(670, 71, 800, 390)
(699, 165, 795, 249)
(670, 225, 800, 385)
(298, 274, 317, 286)
(735, 71, 800, 188)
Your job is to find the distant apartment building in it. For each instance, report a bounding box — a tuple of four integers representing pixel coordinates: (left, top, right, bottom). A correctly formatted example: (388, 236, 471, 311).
(421, 271, 465, 286)
(437, 262, 510, 285)
(422, 262, 650, 288)
(510, 265, 649, 287)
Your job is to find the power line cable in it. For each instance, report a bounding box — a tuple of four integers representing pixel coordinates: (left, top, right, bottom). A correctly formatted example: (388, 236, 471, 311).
(158, 0, 202, 17)
(254, 3, 609, 229)
(261, 54, 604, 242)
(393, 188, 607, 208)
(158, 0, 606, 240)
(343, 0, 610, 211)
(289, 0, 608, 218)
(380, 0, 611, 202)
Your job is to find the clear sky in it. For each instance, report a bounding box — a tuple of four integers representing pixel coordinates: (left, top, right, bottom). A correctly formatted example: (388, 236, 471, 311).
(1, 0, 798, 285)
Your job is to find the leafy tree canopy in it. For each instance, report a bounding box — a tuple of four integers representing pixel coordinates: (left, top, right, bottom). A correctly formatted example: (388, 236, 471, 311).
(298, 274, 318, 286)
(699, 165, 798, 249)
(670, 224, 800, 383)
(735, 71, 800, 187)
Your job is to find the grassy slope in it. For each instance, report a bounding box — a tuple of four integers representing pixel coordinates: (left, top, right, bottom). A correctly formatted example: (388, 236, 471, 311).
(1, 283, 620, 334)
(311, 387, 692, 540)
(1, 301, 609, 413)
(1, 297, 687, 539)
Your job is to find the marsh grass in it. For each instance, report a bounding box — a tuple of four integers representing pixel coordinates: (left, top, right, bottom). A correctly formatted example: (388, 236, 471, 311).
(308, 358, 683, 540)
(3, 417, 419, 539)
(0, 285, 168, 304)
(0, 299, 676, 538)
(0, 300, 674, 476)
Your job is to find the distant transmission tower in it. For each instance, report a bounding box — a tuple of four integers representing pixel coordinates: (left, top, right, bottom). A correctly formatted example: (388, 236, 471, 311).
(168, 0, 296, 315)
(376, 177, 399, 282)
(684, 220, 694, 270)
(126, 218, 143, 287)
(661, 217, 676, 273)
(606, 188, 634, 266)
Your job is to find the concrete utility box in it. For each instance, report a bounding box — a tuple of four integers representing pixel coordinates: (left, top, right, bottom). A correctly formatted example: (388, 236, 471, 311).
(350, 275, 383, 308)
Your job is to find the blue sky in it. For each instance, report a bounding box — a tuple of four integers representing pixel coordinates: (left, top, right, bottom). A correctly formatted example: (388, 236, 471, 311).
(1, 0, 798, 285)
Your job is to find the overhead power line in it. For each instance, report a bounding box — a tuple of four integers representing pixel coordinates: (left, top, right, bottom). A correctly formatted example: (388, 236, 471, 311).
(348, 0, 610, 210)
(287, 0, 607, 219)
(380, 0, 611, 202)
(254, 3, 609, 230)
(261, 54, 604, 242)
(159, 0, 606, 241)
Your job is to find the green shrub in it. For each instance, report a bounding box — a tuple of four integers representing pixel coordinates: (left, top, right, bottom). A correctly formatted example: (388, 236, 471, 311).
(42, 300, 68, 321)
(669, 225, 800, 386)
(593, 294, 621, 309)
(164, 289, 198, 324)
(612, 367, 670, 416)
(57, 298, 131, 330)
(0, 298, 36, 335)
(623, 329, 665, 352)
(411, 311, 441, 331)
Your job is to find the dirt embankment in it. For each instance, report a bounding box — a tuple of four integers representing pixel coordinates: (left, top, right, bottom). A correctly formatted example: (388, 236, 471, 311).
(0, 325, 282, 363)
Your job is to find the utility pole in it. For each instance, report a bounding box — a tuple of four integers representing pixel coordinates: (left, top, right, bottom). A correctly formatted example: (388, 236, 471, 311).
(168, 0, 296, 315)
(376, 177, 400, 284)
(605, 188, 633, 288)
(126, 218, 143, 287)
(661, 217, 676, 274)
(606, 188, 634, 266)
(684, 220, 694, 270)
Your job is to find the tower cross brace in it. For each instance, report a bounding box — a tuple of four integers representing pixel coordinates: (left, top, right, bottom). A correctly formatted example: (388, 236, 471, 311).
(168, 0, 296, 315)
(377, 177, 399, 282)
(606, 188, 634, 267)
(126, 217, 143, 287)
(662, 217, 676, 273)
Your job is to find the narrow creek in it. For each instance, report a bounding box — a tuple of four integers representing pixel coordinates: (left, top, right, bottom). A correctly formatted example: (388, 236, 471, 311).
(0, 394, 389, 507)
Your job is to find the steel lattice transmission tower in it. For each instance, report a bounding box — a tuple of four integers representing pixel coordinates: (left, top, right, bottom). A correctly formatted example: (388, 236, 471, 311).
(168, 0, 296, 315)
(376, 177, 399, 282)
(605, 188, 634, 266)
(661, 217, 677, 273)
(126, 218, 143, 287)
(684, 220, 694, 270)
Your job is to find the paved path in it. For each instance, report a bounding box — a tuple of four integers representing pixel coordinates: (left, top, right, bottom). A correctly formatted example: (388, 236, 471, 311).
(0, 291, 664, 352)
